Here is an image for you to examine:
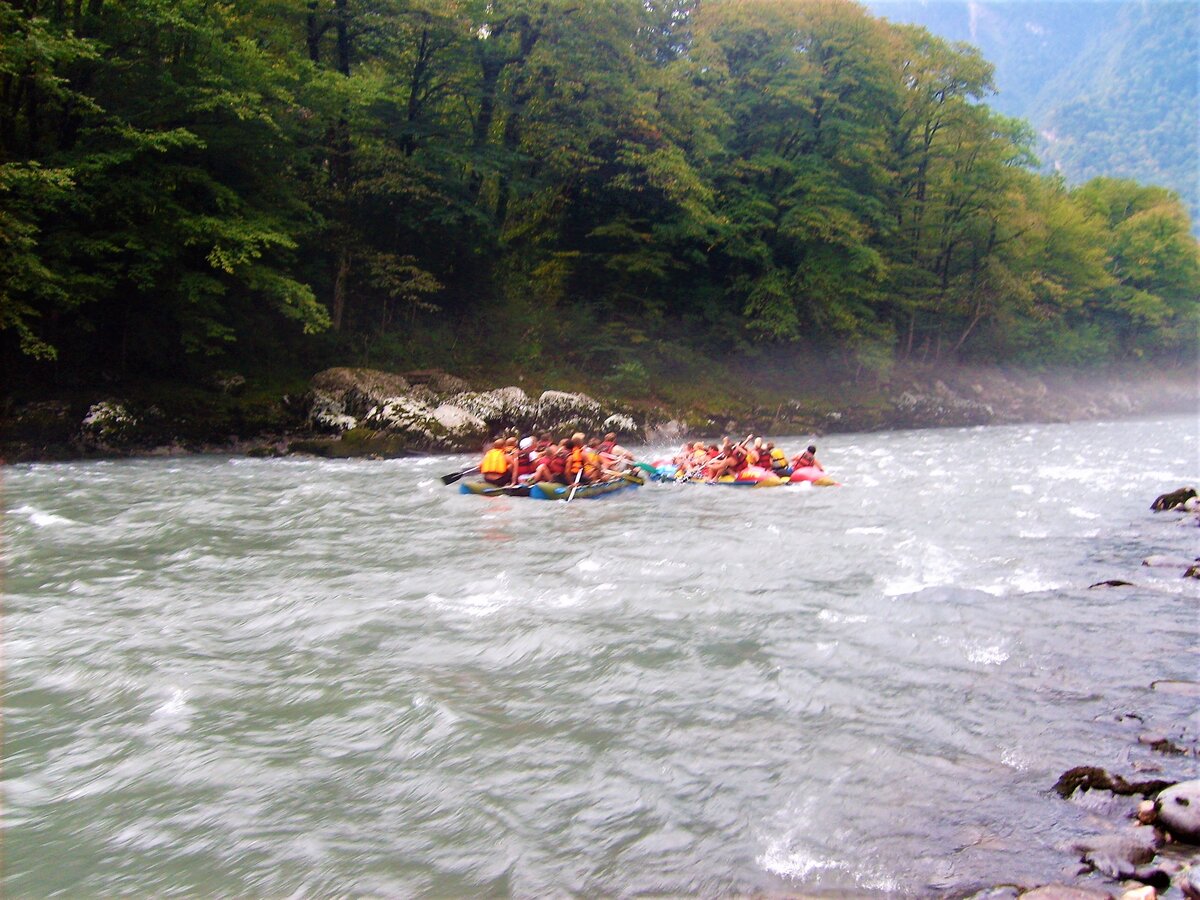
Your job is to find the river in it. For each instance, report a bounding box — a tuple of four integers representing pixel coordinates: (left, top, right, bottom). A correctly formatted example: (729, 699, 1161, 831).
(3, 415, 1198, 897)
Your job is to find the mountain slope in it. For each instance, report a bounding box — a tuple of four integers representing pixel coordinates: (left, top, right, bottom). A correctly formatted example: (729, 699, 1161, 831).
(865, 0, 1199, 226)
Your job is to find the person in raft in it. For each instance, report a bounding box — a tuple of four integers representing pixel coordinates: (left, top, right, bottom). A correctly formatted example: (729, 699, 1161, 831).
(766, 441, 791, 476)
(792, 444, 823, 471)
(480, 438, 513, 485)
(530, 438, 569, 484)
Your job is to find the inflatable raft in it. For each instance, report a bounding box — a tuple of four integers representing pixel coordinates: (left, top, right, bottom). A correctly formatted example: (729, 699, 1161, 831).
(459, 481, 533, 497)
(788, 466, 840, 486)
(530, 474, 643, 500)
(705, 466, 785, 487)
(459, 474, 642, 500)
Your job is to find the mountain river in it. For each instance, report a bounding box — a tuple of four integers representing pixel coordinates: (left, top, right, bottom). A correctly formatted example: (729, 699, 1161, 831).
(3, 414, 1198, 896)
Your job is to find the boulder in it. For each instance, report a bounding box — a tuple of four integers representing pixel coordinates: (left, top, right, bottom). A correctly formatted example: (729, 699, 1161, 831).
(403, 369, 472, 395)
(448, 387, 538, 434)
(310, 367, 429, 420)
(431, 403, 488, 447)
(308, 367, 424, 434)
(360, 397, 488, 450)
(312, 367, 411, 403)
(536, 390, 604, 434)
(1156, 780, 1200, 843)
(1072, 828, 1163, 882)
(602, 413, 638, 437)
(1152, 487, 1197, 511)
(308, 391, 358, 434)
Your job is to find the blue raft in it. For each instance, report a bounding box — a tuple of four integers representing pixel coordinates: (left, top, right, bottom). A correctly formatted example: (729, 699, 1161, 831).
(459, 474, 642, 500)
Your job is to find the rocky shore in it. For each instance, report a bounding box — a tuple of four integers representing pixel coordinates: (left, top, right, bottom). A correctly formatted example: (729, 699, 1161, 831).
(953, 489, 1200, 900)
(0, 364, 1195, 463)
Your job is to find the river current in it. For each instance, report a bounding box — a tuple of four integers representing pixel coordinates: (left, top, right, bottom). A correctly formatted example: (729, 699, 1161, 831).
(4, 415, 1198, 897)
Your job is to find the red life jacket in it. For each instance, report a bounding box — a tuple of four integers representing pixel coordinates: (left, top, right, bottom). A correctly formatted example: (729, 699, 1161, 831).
(516, 449, 535, 476)
(548, 450, 567, 476)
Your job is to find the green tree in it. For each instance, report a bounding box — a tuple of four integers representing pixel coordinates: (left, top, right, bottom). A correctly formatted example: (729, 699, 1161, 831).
(1074, 178, 1200, 359)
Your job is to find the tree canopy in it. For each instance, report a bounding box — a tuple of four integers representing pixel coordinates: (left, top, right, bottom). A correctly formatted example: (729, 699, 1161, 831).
(2, 0, 1196, 390)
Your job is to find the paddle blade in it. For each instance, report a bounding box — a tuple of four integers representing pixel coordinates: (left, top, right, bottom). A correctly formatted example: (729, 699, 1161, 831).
(441, 469, 470, 485)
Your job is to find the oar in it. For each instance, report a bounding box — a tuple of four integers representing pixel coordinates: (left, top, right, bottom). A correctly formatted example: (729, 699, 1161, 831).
(565, 467, 585, 503)
(440, 464, 479, 485)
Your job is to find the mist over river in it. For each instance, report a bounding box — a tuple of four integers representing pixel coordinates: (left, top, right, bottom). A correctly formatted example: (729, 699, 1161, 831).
(4, 415, 1198, 897)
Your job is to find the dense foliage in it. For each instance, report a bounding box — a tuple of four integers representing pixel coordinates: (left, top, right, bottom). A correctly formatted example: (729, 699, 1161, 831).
(2, 0, 1196, 392)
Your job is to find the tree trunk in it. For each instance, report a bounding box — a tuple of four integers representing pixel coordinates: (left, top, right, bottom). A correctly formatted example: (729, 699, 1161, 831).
(332, 246, 351, 331)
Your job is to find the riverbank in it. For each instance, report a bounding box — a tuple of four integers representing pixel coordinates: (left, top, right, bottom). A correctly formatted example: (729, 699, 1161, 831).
(0, 361, 1195, 463)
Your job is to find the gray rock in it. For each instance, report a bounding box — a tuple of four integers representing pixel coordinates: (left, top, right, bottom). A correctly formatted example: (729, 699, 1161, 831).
(430, 404, 488, 447)
(602, 413, 638, 436)
(403, 369, 472, 395)
(1156, 780, 1200, 843)
(536, 390, 604, 433)
(309, 391, 358, 434)
(311, 367, 412, 409)
(357, 397, 488, 450)
(449, 387, 538, 433)
(1073, 827, 1161, 880)
(1151, 487, 1197, 511)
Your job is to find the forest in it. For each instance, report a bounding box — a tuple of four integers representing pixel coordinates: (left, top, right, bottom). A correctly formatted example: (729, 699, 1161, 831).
(2, 0, 1198, 398)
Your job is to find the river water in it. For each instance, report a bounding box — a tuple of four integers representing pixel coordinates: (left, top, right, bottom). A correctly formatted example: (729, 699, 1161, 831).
(4, 415, 1198, 897)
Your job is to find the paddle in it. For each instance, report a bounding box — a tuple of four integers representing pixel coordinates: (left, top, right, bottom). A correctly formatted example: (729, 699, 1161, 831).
(565, 467, 585, 503)
(440, 464, 479, 485)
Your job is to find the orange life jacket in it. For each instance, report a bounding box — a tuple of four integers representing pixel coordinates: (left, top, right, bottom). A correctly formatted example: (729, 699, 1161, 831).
(564, 446, 584, 479)
(583, 448, 603, 479)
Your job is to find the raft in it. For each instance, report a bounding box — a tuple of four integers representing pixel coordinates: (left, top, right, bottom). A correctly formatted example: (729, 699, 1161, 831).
(530, 474, 643, 500)
(788, 466, 840, 486)
(706, 472, 785, 487)
(459, 481, 533, 497)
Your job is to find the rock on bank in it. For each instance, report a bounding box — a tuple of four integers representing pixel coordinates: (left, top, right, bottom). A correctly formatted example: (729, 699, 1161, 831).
(290, 367, 639, 458)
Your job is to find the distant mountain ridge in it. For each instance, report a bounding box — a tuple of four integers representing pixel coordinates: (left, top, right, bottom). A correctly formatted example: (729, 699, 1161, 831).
(865, 0, 1199, 228)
